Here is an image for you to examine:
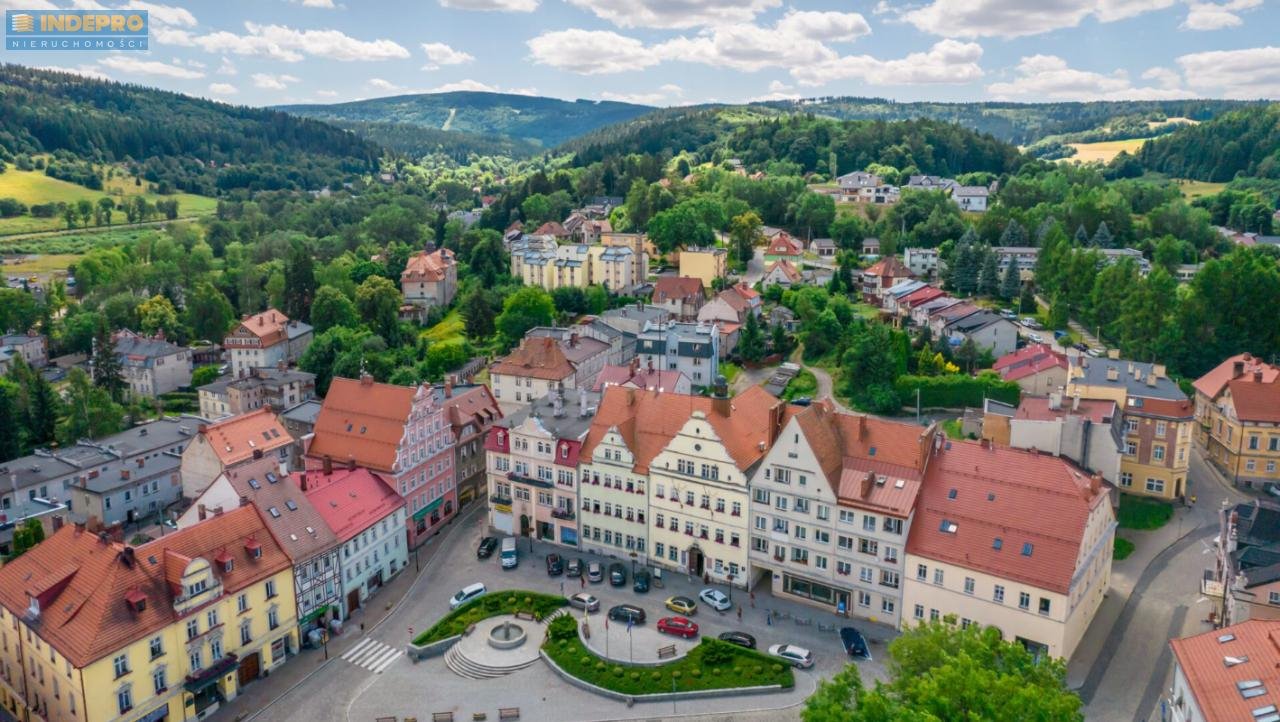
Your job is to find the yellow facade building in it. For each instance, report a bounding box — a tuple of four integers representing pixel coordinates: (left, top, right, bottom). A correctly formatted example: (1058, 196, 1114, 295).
(0, 506, 298, 722)
(1193, 353, 1280, 489)
(677, 247, 728, 289)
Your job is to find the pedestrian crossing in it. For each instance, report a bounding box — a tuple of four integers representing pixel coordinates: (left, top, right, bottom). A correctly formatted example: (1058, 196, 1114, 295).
(340, 636, 403, 674)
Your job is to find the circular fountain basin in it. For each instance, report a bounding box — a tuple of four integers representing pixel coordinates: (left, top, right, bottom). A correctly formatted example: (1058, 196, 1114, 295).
(487, 621, 527, 650)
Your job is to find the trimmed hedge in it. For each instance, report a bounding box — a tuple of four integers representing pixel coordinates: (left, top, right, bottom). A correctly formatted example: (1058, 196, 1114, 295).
(541, 616, 793, 695)
(894, 371, 1020, 409)
(412, 590, 566, 645)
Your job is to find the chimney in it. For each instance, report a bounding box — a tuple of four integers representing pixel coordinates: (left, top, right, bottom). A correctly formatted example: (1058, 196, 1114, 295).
(570, 332, 579, 348)
(239, 495, 250, 507)
(347, 457, 356, 471)
(258, 315, 264, 327)
(1048, 392, 1062, 410)
(198, 504, 207, 521)
(1153, 364, 1166, 378)
(1146, 373, 1157, 387)
(859, 471, 874, 498)
(1089, 474, 1102, 496)
(1072, 393, 1081, 412)
(1254, 370, 1264, 383)
(136, 457, 144, 468)
(120, 469, 130, 480)
(980, 437, 990, 449)
(323, 455, 333, 475)
(73, 520, 85, 535)
(198, 424, 209, 434)
(299, 473, 308, 492)
(1106, 367, 1119, 382)
(51, 515, 64, 532)
(360, 373, 374, 386)
(444, 379, 453, 398)
(580, 390, 590, 418)
(1234, 360, 1245, 377)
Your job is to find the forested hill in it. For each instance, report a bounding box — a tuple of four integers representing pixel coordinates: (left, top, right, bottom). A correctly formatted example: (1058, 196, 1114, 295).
(771, 97, 1259, 146)
(0, 64, 379, 194)
(323, 119, 542, 161)
(279, 92, 653, 149)
(564, 107, 1025, 179)
(1139, 104, 1280, 182)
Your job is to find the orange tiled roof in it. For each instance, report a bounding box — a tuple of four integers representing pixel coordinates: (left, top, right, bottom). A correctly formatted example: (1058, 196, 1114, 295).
(1170, 620, 1280, 722)
(230, 308, 291, 346)
(442, 384, 502, 435)
(490, 336, 577, 382)
(1126, 396, 1194, 420)
(401, 248, 454, 282)
(864, 256, 914, 279)
(1192, 353, 1280, 399)
(907, 440, 1108, 594)
(765, 233, 803, 256)
(1227, 379, 1280, 423)
(308, 377, 418, 472)
(199, 407, 293, 467)
(651, 276, 705, 304)
(0, 506, 290, 668)
(765, 260, 802, 283)
(580, 386, 793, 474)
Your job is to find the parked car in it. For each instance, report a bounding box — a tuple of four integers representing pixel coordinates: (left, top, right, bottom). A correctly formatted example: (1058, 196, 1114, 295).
(840, 626, 871, 660)
(587, 561, 603, 583)
(768, 644, 814, 669)
(698, 588, 732, 612)
(789, 397, 812, 407)
(476, 536, 498, 559)
(1073, 342, 1089, 353)
(566, 558, 583, 578)
(1027, 332, 1043, 344)
(1087, 347, 1105, 358)
(718, 631, 756, 649)
(449, 582, 487, 609)
(568, 593, 599, 613)
(665, 595, 697, 615)
(1053, 329, 1069, 340)
(657, 616, 699, 639)
(608, 562, 627, 587)
(546, 553, 564, 576)
(999, 309, 1017, 320)
(1020, 317, 1041, 329)
(500, 537, 518, 569)
(607, 604, 646, 624)
(633, 569, 651, 593)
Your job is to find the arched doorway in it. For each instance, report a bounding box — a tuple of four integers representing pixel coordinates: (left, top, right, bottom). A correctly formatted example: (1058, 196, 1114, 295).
(687, 544, 704, 577)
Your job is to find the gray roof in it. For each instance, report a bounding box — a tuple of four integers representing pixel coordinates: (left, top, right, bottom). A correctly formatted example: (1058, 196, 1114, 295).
(114, 333, 184, 365)
(946, 310, 1009, 334)
(285, 320, 313, 341)
(639, 320, 717, 342)
(199, 368, 316, 397)
(599, 305, 673, 336)
(1072, 357, 1186, 401)
(1, 334, 43, 347)
(76, 452, 181, 494)
(953, 185, 989, 198)
(497, 387, 599, 441)
(280, 399, 324, 425)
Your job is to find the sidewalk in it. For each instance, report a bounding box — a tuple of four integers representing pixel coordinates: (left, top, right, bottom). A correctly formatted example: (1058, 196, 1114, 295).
(213, 503, 482, 722)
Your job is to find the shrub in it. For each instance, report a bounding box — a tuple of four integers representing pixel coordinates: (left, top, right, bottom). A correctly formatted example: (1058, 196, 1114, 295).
(700, 639, 735, 666)
(894, 371, 1020, 409)
(671, 671, 682, 680)
(630, 672, 640, 681)
(612, 667, 624, 676)
(547, 615, 578, 642)
(651, 671, 661, 681)
(691, 669, 701, 678)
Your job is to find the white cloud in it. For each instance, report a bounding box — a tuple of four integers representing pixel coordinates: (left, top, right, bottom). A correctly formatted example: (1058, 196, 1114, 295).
(315, 89, 340, 98)
(1181, 0, 1262, 29)
(429, 79, 500, 92)
(774, 10, 871, 42)
(986, 54, 1193, 100)
(790, 39, 984, 87)
(217, 57, 237, 76)
(657, 25, 838, 73)
(564, 0, 780, 29)
(599, 84, 682, 105)
(300, 0, 336, 6)
(1177, 46, 1280, 98)
(35, 64, 111, 81)
(748, 80, 802, 102)
(905, 0, 1175, 38)
(250, 72, 301, 90)
(194, 22, 409, 62)
(422, 42, 475, 70)
(97, 56, 204, 79)
(527, 29, 661, 74)
(1142, 66, 1182, 89)
(207, 82, 238, 95)
(124, 1, 196, 26)
(438, 0, 538, 11)
(368, 78, 404, 92)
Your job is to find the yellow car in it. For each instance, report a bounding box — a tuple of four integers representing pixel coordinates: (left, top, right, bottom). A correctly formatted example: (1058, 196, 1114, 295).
(664, 595, 697, 615)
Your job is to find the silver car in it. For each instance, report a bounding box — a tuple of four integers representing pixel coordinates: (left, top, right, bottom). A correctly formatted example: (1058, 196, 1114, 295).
(568, 592, 599, 612)
(586, 561, 604, 583)
(768, 643, 814, 669)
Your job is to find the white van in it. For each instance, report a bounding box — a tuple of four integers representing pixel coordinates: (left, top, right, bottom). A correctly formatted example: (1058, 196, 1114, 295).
(500, 537, 518, 569)
(450, 582, 487, 609)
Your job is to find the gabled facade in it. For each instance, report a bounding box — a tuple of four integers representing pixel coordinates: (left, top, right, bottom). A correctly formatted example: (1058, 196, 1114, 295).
(180, 408, 293, 502)
(198, 367, 316, 420)
(650, 276, 706, 321)
(223, 309, 313, 380)
(401, 248, 458, 311)
(763, 233, 804, 264)
(112, 330, 192, 399)
(1193, 354, 1280, 489)
(437, 382, 503, 506)
(1169, 620, 1280, 722)
(635, 321, 719, 390)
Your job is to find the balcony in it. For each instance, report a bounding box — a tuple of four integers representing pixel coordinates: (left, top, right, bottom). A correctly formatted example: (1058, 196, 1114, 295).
(507, 471, 554, 489)
(551, 508, 575, 521)
(490, 494, 513, 506)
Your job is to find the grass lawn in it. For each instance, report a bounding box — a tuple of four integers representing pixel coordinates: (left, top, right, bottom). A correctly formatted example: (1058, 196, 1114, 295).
(412, 590, 566, 645)
(1113, 536, 1135, 561)
(0, 227, 165, 256)
(1174, 179, 1228, 201)
(0, 253, 82, 276)
(852, 303, 880, 320)
(720, 361, 742, 385)
(422, 309, 465, 344)
(941, 418, 966, 440)
(542, 617, 793, 695)
(782, 368, 816, 401)
(1117, 494, 1174, 530)
(1065, 138, 1150, 163)
(0, 169, 217, 235)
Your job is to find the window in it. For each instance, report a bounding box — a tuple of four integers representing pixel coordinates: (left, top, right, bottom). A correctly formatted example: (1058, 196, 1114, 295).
(964, 577, 975, 595)
(268, 607, 280, 630)
(881, 598, 895, 614)
(1145, 478, 1165, 494)
(838, 509, 855, 524)
(1039, 597, 1051, 615)
(1156, 421, 1167, 436)
(914, 604, 925, 620)
(113, 654, 130, 678)
(883, 517, 903, 535)
(655, 543, 665, 558)
(241, 621, 252, 645)
(1153, 445, 1166, 462)
(933, 568, 944, 586)
(838, 535, 853, 551)
(930, 609, 940, 621)
(862, 515, 876, 532)
(186, 619, 199, 640)
(791, 548, 809, 564)
(774, 467, 791, 484)
(857, 591, 871, 608)
(814, 530, 830, 544)
(1019, 592, 1031, 610)
(994, 585, 1005, 603)
(836, 561, 852, 576)
(207, 609, 219, 628)
(775, 496, 788, 512)
(149, 637, 163, 659)
(1269, 592, 1280, 605)
(153, 667, 166, 694)
(117, 686, 132, 715)
(189, 649, 202, 671)
(794, 498, 809, 514)
(816, 505, 829, 521)
(1120, 472, 1133, 488)
(1124, 441, 1137, 456)
(1248, 435, 1260, 450)
(859, 567, 873, 584)
(879, 570, 899, 589)
(1124, 418, 1138, 433)
(265, 580, 278, 599)
(858, 539, 878, 556)
(731, 501, 742, 516)
(815, 555, 828, 570)
(917, 564, 928, 580)
(238, 593, 248, 613)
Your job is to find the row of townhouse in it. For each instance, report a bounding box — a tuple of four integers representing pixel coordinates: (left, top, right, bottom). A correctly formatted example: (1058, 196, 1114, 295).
(1193, 353, 1280, 489)
(486, 384, 1114, 659)
(835, 173, 992, 212)
(510, 234, 648, 296)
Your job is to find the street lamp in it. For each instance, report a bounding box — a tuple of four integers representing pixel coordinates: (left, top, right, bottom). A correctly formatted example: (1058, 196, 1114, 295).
(726, 573, 735, 603)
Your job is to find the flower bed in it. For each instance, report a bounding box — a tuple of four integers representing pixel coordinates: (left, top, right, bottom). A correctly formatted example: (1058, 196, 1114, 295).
(541, 616, 793, 695)
(412, 591, 566, 645)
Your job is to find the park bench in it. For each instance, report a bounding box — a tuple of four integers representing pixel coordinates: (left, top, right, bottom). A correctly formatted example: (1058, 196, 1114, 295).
(464, 624, 477, 636)
(657, 644, 677, 660)
(818, 623, 836, 632)
(472, 714, 487, 721)
(795, 617, 812, 626)
(498, 708, 520, 721)
(432, 713, 453, 722)
(514, 611, 536, 621)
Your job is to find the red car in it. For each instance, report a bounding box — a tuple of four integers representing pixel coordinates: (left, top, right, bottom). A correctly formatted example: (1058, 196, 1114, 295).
(656, 616, 699, 639)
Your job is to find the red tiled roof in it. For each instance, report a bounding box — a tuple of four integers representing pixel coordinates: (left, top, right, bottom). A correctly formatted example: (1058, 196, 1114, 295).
(994, 344, 1069, 382)
(901, 286, 945, 307)
(199, 407, 293, 467)
(533, 221, 569, 237)
(308, 377, 417, 472)
(0, 506, 290, 668)
(765, 233, 803, 256)
(1126, 396, 1195, 420)
(1226, 379, 1280, 423)
(652, 276, 705, 304)
(401, 248, 454, 282)
(864, 256, 913, 279)
(490, 336, 577, 382)
(298, 467, 406, 543)
(907, 440, 1108, 594)
(1193, 353, 1280, 399)
(580, 386, 794, 474)
(1016, 396, 1117, 424)
(765, 260, 802, 283)
(1170, 620, 1280, 722)
(593, 364, 688, 393)
(718, 283, 760, 314)
(442, 384, 502, 436)
(229, 308, 292, 346)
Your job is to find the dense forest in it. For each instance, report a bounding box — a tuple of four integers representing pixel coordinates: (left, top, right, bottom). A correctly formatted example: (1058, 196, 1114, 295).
(1139, 104, 1280, 182)
(778, 97, 1259, 146)
(325, 119, 541, 161)
(0, 65, 379, 194)
(280, 91, 652, 149)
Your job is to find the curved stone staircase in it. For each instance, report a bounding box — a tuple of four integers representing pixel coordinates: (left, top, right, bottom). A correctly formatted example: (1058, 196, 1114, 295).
(443, 643, 539, 679)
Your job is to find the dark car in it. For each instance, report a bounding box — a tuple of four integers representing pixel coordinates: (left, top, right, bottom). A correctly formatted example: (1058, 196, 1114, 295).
(546, 553, 564, 576)
(565, 558, 583, 578)
(789, 397, 812, 407)
(840, 626, 872, 660)
(718, 631, 756, 649)
(607, 604, 646, 624)
(1073, 342, 1089, 353)
(476, 536, 498, 559)
(633, 569, 651, 593)
(608, 562, 627, 587)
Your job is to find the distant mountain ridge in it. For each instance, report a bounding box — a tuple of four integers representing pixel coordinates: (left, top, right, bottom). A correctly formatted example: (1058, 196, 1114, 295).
(278, 91, 653, 150)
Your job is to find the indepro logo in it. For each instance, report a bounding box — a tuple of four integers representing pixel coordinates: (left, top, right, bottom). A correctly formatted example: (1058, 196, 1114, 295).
(6, 9, 148, 51)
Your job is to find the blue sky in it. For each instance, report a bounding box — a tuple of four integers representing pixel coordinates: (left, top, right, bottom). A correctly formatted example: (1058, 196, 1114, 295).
(3, 0, 1278, 107)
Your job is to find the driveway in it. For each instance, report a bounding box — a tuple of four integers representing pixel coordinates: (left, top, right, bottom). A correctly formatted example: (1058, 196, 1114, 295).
(804, 364, 849, 413)
(742, 248, 766, 284)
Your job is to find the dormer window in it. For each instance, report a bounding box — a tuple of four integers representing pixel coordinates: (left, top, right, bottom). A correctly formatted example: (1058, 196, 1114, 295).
(125, 589, 147, 614)
(186, 579, 208, 598)
(215, 550, 234, 573)
(245, 538, 262, 559)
